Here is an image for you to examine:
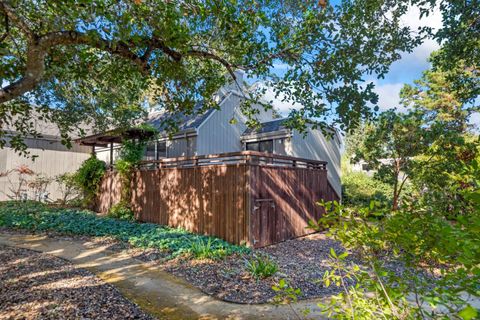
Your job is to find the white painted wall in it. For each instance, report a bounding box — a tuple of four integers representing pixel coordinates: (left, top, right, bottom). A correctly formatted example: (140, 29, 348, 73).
(0, 142, 91, 201)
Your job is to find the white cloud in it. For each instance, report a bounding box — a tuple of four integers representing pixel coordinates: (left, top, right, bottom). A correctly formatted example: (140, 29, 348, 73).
(373, 82, 404, 111)
(469, 112, 480, 132)
(261, 85, 300, 115)
(386, 5, 442, 82)
(372, 5, 443, 112)
(400, 5, 442, 32)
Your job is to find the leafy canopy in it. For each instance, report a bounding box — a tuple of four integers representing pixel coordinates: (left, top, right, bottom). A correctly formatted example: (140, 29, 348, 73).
(352, 56, 479, 211)
(0, 0, 450, 154)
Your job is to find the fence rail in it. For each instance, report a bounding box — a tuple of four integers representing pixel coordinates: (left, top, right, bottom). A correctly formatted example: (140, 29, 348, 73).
(135, 151, 328, 170)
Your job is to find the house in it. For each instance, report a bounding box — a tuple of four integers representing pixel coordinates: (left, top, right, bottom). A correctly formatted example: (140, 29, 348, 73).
(83, 74, 342, 197)
(77, 74, 342, 246)
(0, 115, 91, 201)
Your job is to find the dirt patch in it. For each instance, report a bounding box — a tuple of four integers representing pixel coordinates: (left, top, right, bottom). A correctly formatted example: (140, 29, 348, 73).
(0, 244, 154, 320)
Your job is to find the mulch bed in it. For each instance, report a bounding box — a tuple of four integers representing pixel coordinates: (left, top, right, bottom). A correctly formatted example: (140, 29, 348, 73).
(0, 244, 154, 320)
(159, 233, 351, 303)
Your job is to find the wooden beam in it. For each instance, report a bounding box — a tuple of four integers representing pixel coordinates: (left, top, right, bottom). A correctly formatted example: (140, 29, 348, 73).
(110, 143, 114, 166)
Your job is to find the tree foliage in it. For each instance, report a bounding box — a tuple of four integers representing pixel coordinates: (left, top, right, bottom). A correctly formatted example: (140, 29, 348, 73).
(313, 179, 480, 319)
(310, 54, 480, 319)
(352, 110, 430, 210)
(0, 0, 466, 154)
(352, 58, 479, 211)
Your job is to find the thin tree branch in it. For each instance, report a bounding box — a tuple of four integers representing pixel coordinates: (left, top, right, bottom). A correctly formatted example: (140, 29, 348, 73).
(0, 13, 8, 43)
(0, 1, 34, 40)
(186, 49, 237, 80)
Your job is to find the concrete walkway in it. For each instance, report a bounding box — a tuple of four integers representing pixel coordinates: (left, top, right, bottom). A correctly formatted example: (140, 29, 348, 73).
(0, 232, 325, 320)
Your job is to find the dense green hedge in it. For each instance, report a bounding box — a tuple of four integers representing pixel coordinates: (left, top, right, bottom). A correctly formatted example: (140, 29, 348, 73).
(342, 171, 393, 208)
(0, 201, 248, 258)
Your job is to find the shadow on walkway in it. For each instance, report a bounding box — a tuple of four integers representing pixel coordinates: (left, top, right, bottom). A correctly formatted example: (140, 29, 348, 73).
(0, 232, 326, 320)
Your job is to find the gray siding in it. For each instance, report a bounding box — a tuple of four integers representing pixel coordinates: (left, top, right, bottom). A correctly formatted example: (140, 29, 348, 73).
(290, 129, 342, 197)
(196, 92, 275, 155)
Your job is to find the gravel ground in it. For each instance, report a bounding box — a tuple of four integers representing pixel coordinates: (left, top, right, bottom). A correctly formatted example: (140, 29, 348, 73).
(160, 233, 352, 303)
(0, 244, 154, 320)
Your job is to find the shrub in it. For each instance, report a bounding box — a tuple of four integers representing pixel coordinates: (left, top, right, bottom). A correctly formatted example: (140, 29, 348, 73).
(342, 171, 393, 209)
(0, 201, 248, 259)
(75, 156, 106, 207)
(108, 201, 135, 221)
(245, 255, 279, 279)
(310, 193, 480, 319)
(189, 237, 227, 260)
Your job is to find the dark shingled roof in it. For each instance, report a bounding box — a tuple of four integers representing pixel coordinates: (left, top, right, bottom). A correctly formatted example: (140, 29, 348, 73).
(242, 118, 288, 135)
(145, 103, 215, 134)
(76, 102, 216, 146)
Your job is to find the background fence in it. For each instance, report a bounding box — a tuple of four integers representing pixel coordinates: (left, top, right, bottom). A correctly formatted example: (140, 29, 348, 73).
(96, 151, 339, 247)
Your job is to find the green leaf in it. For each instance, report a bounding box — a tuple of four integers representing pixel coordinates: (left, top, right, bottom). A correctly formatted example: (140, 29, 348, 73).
(458, 305, 478, 320)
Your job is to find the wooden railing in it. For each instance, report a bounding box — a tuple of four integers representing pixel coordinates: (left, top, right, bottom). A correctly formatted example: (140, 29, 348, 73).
(134, 151, 327, 170)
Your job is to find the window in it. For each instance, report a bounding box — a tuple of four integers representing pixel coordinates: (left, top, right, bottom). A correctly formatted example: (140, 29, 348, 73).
(145, 141, 156, 160)
(246, 139, 273, 153)
(361, 163, 372, 172)
(144, 140, 167, 160)
(157, 141, 167, 159)
(274, 138, 286, 155)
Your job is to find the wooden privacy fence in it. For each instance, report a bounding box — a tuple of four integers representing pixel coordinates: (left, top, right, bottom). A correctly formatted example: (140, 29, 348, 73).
(96, 151, 339, 248)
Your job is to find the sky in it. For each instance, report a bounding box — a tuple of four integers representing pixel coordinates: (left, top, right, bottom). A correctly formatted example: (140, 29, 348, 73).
(263, 4, 479, 128)
(372, 5, 442, 112)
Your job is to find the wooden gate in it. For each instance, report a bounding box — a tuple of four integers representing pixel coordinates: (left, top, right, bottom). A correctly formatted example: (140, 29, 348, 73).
(251, 199, 277, 247)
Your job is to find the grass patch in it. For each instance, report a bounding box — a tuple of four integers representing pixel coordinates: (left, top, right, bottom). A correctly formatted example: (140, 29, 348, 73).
(245, 255, 279, 279)
(0, 201, 249, 259)
(189, 237, 228, 260)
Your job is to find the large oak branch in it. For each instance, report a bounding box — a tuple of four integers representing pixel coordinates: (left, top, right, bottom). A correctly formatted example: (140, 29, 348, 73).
(0, 1, 246, 104)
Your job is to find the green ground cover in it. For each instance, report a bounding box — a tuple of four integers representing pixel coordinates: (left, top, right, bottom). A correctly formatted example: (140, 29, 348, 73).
(0, 201, 248, 259)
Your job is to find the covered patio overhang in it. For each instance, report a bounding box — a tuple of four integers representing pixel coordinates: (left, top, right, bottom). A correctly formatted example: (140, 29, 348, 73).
(75, 127, 156, 148)
(75, 127, 156, 166)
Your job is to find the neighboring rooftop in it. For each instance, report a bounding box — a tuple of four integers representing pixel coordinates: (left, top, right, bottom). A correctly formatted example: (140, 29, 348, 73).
(2, 110, 92, 140)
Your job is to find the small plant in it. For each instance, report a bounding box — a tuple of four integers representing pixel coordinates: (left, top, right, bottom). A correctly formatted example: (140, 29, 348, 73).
(28, 174, 53, 202)
(55, 173, 81, 205)
(245, 254, 279, 279)
(7, 165, 35, 200)
(108, 201, 135, 221)
(272, 279, 302, 304)
(189, 237, 227, 260)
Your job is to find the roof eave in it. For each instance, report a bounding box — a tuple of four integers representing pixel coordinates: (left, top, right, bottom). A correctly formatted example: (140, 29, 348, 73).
(241, 129, 291, 142)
